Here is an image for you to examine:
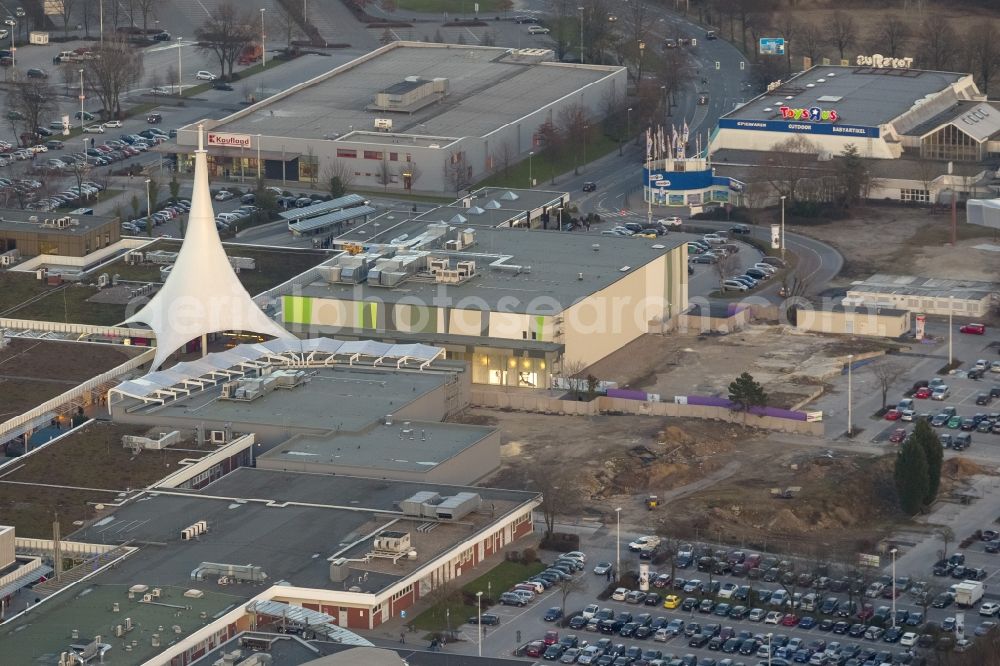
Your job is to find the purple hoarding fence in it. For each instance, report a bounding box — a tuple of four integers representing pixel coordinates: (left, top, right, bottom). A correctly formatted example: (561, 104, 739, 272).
(606, 388, 649, 401)
(681, 395, 807, 421)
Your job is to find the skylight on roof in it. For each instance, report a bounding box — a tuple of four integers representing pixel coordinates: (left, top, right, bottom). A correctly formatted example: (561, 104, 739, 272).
(817, 95, 843, 103)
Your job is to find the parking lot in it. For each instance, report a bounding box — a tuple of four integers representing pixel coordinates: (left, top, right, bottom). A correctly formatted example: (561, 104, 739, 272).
(449, 525, 1000, 665)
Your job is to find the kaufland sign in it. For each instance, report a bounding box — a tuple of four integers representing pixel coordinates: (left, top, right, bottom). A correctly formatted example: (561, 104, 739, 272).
(207, 133, 252, 148)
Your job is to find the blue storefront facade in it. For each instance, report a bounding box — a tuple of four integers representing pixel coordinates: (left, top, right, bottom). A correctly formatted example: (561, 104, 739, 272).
(643, 159, 744, 208)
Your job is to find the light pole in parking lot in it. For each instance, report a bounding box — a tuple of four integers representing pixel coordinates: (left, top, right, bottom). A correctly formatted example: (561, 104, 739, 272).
(766, 632, 772, 665)
(779, 195, 786, 261)
(99, 0, 104, 45)
(847, 353, 854, 437)
(948, 295, 954, 366)
(578, 6, 585, 64)
(528, 151, 533, 188)
(176, 38, 183, 94)
(615, 506, 622, 583)
(78, 69, 85, 131)
(890, 547, 898, 628)
(260, 9, 267, 68)
(145, 178, 152, 233)
(476, 590, 483, 656)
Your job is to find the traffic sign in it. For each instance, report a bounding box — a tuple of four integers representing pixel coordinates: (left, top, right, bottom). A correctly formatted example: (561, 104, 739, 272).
(715, 61, 720, 70)
(740, 61, 745, 70)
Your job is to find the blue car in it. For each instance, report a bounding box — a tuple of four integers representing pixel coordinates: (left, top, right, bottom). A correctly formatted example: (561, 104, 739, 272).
(798, 616, 817, 630)
(544, 606, 563, 622)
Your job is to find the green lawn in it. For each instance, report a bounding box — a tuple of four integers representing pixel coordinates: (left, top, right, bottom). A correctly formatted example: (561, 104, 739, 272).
(396, 0, 506, 13)
(0, 272, 52, 315)
(410, 560, 546, 632)
(475, 133, 621, 190)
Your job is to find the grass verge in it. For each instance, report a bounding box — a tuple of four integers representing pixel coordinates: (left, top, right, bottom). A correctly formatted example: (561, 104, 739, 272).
(397, 0, 505, 12)
(409, 560, 546, 632)
(475, 133, 620, 190)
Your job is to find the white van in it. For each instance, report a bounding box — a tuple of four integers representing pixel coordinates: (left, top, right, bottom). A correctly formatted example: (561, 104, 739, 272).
(800, 592, 817, 612)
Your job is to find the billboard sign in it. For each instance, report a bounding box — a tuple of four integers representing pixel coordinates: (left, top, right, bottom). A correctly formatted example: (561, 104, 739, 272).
(718, 118, 880, 138)
(915, 314, 926, 340)
(760, 37, 785, 55)
(856, 53, 914, 69)
(858, 553, 880, 568)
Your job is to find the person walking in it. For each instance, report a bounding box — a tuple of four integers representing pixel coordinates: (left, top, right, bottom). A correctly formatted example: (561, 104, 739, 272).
(399, 631, 405, 644)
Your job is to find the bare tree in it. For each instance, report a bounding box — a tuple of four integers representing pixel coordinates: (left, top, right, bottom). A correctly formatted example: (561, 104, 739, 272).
(134, 0, 157, 34)
(321, 159, 355, 197)
(762, 135, 821, 203)
(83, 38, 144, 120)
(532, 468, 582, 539)
(938, 526, 954, 562)
(492, 140, 516, 178)
(870, 359, 906, 410)
(546, 0, 577, 61)
(713, 252, 740, 291)
(556, 103, 589, 175)
(557, 575, 587, 616)
(442, 151, 472, 195)
(771, 13, 798, 74)
(60, 0, 78, 39)
(964, 21, 1000, 95)
(622, 0, 649, 83)
(868, 16, 911, 58)
(195, 2, 255, 81)
(656, 47, 695, 117)
(6, 81, 57, 147)
(796, 23, 825, 64)
(559, 358, 588, 398)
(918, 14, 960, 72)
(272, 2, 303, 49)
(828, 11, 856, 62)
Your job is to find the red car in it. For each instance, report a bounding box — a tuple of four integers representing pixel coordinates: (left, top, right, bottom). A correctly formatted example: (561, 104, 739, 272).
(961, 323, 986, 335)
(857, 604, 875, 621)
(914, 386, 933, 399)
(525, 640, 545, 657)
(885, 409, 902, 421)
(889, 428, 907, 443)
(781, 614, 800, 627)
(543, 630, 559, 646)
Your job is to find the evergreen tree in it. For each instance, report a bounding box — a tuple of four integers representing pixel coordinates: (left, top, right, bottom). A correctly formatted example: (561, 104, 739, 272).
(728, 372, 768, 422)
(912, 418, 943, 505)
(894, 438, 930, 516)
(835, 144, 869, 208)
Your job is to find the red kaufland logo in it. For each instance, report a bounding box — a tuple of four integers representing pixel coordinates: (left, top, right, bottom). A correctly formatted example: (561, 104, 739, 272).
(207, 133, 252, 148)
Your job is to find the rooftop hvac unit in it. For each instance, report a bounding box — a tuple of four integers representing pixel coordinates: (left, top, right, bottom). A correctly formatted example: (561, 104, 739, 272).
(445, 239, 461, 251)
(428, 257, 449, 274)
(0, 255, 11, 267)
(220, 381, 239, 399)
(460, 229, 476, 247)
(436, 269, 460, 283)
(329, 557, 352, 583)
(400, 491, 441, 516)
(374, 118, 393, 132)
(317, 265, 342, 283)
(456, 261, 475, 278)
(381, 271, 407, 286)
(373, 530, 411, 553)
(435, 492, 482, 521)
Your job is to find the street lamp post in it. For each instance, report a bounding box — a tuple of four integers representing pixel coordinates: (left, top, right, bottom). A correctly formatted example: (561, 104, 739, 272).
(615, 507, 622, 582)
(767, 633, 773, 666)
(847, 353, 854, 437)
(476, 591, 483, 656)
(78, 69, 85, 130)
(622, 106, 632, 156)
(890, 548, 898, 629)
(177, 38, 183, 94)
(256, 134, 262, 180)
(582, 124, 588, 168)
(145, 178, 152, 234)
(578, 6, 585, 64)
(661, 85, 667, 121)
(948, 295, 954, 366)
(260, 9, 267, 68)
(780, 195, 786, 261)
(528, 150, 533, 188)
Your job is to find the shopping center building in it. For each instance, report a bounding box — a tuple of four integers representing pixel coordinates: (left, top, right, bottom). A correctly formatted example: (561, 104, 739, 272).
(172, 42, 625, 193)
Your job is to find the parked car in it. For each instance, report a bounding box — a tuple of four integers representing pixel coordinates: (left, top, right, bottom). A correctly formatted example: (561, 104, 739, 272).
(960, 323, 986, 335)
(582, 181, 597, 192)
(195, 70, 217, 80)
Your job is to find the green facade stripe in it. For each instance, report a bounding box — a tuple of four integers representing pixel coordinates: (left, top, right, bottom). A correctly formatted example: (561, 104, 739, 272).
(368, 302, 377, 329)
(282, 295, 312, 325)
(535, 315, 544, 341)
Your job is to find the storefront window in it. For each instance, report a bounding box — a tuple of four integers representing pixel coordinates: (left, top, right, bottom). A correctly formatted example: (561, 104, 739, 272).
(921, 124, 981, 161)
(299, 155, 319, 183)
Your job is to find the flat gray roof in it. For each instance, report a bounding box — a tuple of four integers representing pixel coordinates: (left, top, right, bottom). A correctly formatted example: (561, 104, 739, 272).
(299, 226, 682, 314)
(0, 209, 116, 235)
(137, 367, 451, 433)
(260, 420, 494, 474)
(207, 43, 620, 141)
(723, 66, 967, 127)
(849, 273, 998, 301)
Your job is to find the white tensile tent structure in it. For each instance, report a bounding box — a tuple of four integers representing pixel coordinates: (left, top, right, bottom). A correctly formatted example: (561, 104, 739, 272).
(125, 125, 296, 370)
(967, 198, 1000, 230)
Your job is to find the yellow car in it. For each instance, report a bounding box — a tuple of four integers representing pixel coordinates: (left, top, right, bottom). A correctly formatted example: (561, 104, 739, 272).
(663, 594, 681, 609)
